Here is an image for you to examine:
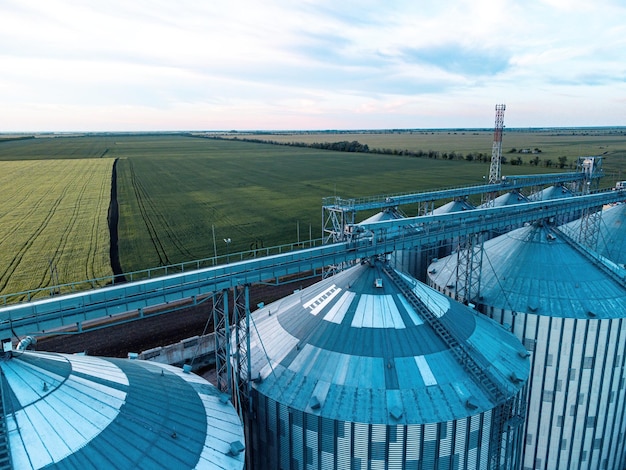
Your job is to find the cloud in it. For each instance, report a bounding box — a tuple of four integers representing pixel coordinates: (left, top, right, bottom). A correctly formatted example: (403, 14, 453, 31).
(0, 0, 625, 130)
(402, 44, 510, 77)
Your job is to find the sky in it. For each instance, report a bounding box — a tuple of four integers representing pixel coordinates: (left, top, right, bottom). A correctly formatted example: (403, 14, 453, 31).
(1, 0, 625, 131)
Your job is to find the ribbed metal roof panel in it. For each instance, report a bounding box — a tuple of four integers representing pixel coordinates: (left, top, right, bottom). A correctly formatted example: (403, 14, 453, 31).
(479, 191, 529, 208)
(597, 203, 625, 266)
(429, 222, 626, 318)
(250, 263, 529, 424)
(0, 351, 244, 470)
(528, 184, 574, 201)
(432, 199, 474, 214)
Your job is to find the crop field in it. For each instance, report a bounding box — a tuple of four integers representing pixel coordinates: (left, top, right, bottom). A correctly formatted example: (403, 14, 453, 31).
(113, 135, 553, 272)
(0, 159, 113, 299)
(0, 130, 624, 296)
(235, 128, 626, 176)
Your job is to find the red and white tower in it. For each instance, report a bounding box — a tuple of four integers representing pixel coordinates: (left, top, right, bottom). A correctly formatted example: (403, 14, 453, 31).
(489, 104, 506, 184)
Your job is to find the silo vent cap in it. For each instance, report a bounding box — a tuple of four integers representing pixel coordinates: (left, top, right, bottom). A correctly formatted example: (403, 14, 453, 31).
(228, 440, 245, 456)
(465, 398, 478, 410)
(309, 396, 321, 410)
(389, 406, 403, 420)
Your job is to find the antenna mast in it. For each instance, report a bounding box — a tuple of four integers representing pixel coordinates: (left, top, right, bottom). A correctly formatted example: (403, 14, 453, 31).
(489, 104, 506, 184)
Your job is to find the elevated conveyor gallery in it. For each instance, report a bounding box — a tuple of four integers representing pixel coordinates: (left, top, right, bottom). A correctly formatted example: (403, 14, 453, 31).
(0, 188, 622, 339)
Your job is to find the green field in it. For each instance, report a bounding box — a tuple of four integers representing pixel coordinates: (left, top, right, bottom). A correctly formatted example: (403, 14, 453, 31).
(0, 159, 113, 298)
(233, 128, 626, 176)
(0, 130, 624, 296)
(113, 135, 555, 271)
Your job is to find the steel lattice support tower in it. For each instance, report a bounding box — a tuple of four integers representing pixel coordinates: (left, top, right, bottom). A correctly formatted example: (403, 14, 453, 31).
(455, 232, 484, 304)
(233, 284, 251, 414)
(213, 285, 252, 415)
(489, 104, 506, 185)
(575, 156, 603, 250)
(322, 200, 355, 244)
(213, 289, 231, 394)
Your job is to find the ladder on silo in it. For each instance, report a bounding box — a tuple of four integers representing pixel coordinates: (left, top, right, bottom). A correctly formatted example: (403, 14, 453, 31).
(382, 263, 517, 470)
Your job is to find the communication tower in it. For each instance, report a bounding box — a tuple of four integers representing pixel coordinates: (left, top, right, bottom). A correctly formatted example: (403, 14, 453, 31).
(489, 104, 506, 185)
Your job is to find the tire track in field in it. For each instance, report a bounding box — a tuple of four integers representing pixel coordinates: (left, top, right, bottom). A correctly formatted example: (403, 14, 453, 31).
(0, 181, 72, 293)
(82, 160, 104, 281)
(33, 163, 93, 289)
(130, 171, 196, 262)
(128, 160, 171, 266)
(0, 164, 60, 248)
(89, 160, 113, 281)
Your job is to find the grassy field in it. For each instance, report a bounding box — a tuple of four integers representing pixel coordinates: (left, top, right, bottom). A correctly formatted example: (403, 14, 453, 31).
(0, 130, 624, 294)
(0, 159, 113, 298)
(233, 128, 626, 177)
(113, 135, 554, 271)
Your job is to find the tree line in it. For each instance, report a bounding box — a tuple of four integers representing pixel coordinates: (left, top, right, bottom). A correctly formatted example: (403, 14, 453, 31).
(204, 135, 571, 168)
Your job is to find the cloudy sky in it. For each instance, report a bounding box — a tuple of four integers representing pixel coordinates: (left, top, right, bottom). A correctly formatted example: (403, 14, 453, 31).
(1, 0, 625, 131)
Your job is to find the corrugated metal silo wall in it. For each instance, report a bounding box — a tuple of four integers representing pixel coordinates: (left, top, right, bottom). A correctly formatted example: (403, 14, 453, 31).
(249, 391, 527, 469)
(428, 279, 626, 470)
(488, 307, 626, 470)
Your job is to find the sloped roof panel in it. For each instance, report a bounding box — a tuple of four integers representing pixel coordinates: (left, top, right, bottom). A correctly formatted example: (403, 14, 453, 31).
(250, 262, 529, 425)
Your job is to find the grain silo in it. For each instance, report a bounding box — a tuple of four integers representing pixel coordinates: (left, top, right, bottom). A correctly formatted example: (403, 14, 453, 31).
(0, 347, 245, 469)
(479, 190, 529, 208)
(427, 222, 626, 470)
(413, 198, 477, 279)
(594, 202, 625, 267)
(360, 208, 424, 280)
(432, 198, 475, 214)
(247, 260, 529, 469)
(528, 184, 574, 201)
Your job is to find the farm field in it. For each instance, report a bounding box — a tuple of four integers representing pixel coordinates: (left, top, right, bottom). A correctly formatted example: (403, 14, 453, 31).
(0, 130, 624, 295)
(231, 127, 626, 177)
(0, 159, 113, 299)
(113, 135, 553, 272)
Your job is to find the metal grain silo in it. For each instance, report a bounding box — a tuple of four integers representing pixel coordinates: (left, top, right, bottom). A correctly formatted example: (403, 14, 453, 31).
(0, 348, 245, 469)
(593, 202, 625, 267)
(360, 209, 423, 280)
(247, 260, 529, 469)
(478, 190, 529, 208)
(427, 222, 626, 470)
(432, 198, 475, 214)
(528, 184, 574, 202)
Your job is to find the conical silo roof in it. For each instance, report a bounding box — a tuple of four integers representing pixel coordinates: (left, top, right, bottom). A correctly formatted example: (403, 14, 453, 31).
(249, 262, 529, 425)
(478, 190, 529, 208)
(0, 350, 245, 470)
(428, 222, 626, 318)
(597, 203, 626, 266)
(528, 184, 574, 201)
(432, 199, 474, 214)
(359, 207, 404, 223)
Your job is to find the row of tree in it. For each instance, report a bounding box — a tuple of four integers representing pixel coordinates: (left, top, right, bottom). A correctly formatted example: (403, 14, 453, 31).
(208, 135, 571, 168)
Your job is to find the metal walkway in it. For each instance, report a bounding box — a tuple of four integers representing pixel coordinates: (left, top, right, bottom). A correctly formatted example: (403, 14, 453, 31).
(0, 189, 622, 339)
(322, 171, 589, 213)
(321, 171, 593, 242)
